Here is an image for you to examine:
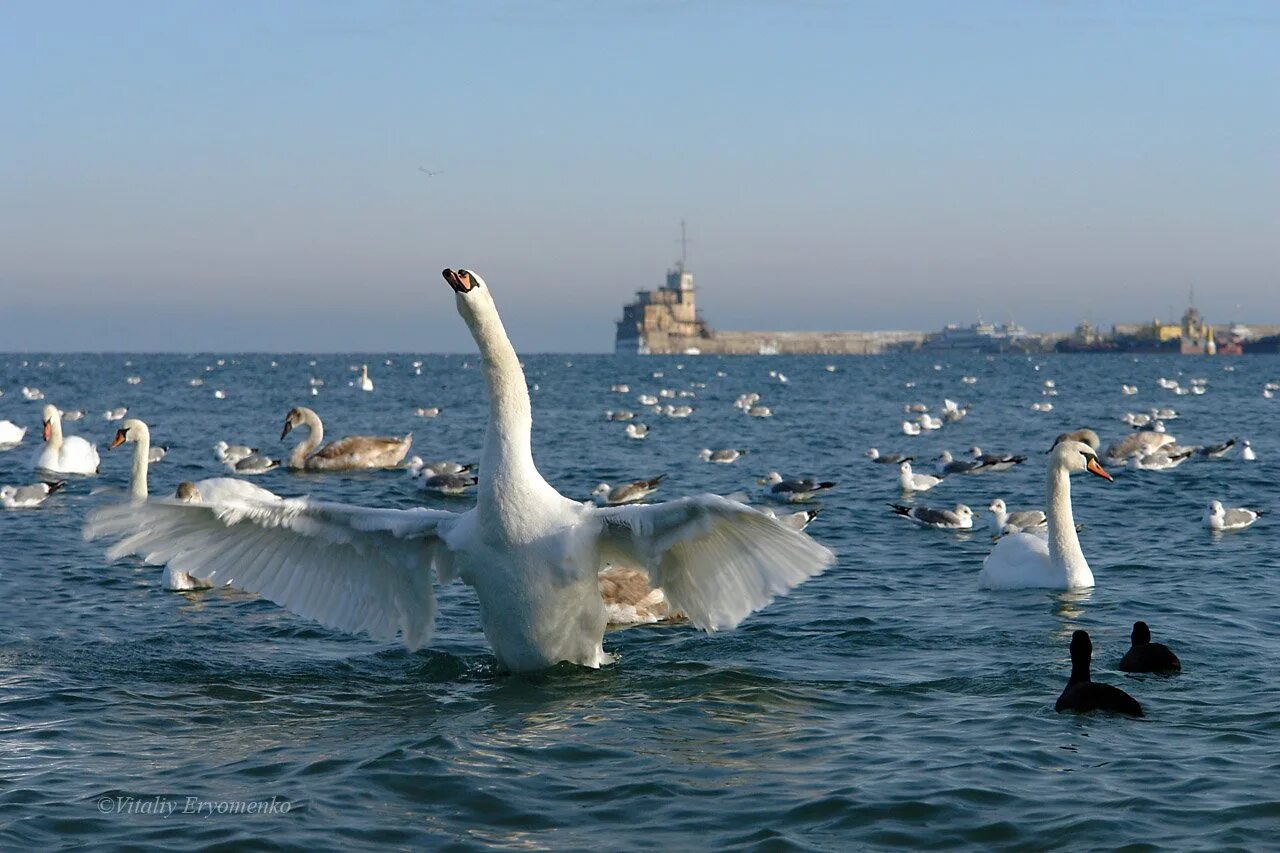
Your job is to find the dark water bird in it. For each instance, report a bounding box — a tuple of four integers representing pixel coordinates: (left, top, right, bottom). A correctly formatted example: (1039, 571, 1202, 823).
(1056, 630, 1144, 717)
(1119, 622, 1182, 674)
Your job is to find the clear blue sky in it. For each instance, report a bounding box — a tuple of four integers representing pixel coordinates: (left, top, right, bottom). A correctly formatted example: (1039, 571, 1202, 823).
(2, 1, 1277, 351)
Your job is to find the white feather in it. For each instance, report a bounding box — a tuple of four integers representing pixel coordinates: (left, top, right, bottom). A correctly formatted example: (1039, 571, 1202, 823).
(594, 494, 834, 631)
(85, 497, 458, 650)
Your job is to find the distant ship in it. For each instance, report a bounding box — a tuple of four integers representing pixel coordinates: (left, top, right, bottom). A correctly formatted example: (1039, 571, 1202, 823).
(920, 320, 1030, 352)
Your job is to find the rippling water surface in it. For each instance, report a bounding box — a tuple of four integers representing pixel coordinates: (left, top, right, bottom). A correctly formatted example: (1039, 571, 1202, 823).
(2, 352, 1278, 848)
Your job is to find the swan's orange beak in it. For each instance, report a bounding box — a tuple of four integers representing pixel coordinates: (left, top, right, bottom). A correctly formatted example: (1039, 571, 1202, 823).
(109, 429, 127, 450)
(42, 421, 51, 441)
(1087, 457, 1112, 481)
(443, 268, 475, 294)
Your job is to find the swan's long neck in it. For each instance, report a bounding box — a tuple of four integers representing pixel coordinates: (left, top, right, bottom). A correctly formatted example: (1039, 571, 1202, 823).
(1046, 465, 1089, 583)
(129, 426, 151, 501)
(290, 410, 323, 468)
(463, 295, 548, 512)
(47, 413, 64, 449)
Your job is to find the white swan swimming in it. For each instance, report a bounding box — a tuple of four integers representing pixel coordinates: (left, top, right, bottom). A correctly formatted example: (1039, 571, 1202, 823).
(86, 269, 833, 672)
(977, 439, 1112, 590)
(0, 420, 27, 448)
(34, 404, 100, 475)
(110, 418, 279, 590)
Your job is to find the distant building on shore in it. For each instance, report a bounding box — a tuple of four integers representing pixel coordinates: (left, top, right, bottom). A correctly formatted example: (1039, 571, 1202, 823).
(1063, 301, 1277, 354)
(613, 231, 926, 355)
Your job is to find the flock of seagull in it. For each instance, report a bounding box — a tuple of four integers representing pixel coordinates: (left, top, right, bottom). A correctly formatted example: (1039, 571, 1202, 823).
(0, 269, 1272, 712)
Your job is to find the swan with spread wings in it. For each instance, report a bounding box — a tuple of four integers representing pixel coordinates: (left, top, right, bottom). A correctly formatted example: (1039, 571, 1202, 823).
(86, 269, 833, 673)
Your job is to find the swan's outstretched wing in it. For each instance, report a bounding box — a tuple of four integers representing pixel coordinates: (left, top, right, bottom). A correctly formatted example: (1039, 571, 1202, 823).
(592, 494, 834, 631)
(85, 496, 459, 650)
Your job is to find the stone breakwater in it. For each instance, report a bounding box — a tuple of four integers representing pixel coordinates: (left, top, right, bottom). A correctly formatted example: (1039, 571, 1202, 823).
(635, 329, 927, 355)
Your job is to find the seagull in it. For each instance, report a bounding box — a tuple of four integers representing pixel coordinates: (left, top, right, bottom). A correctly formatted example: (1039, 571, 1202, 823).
(418, 167, 444, 177)
(414, 407, 442, 418)
(987, 498, 1047, 535)
(759, 506, 821, 531)
(898, 461, 942, 493)
(902, 420, 922, 436)
(406, 458, 474, 479)
(422, 472, 479, 496)
(865, 448, 912, 465)
(1128, 447, 1194, 471)
(699, 448, 747, 464)
(104, 407, 128, 421)
(1241, 440, 1256, 461)
(606, 410, 635, 421)
(213, 441, 259, 465)
(624, 423, 648, 440)
(941, 399, 969, 423)
(1106, 430, 1176, 464)
(592, 476, 664, 506)
(935, 450, 989, 476)
(888, 503, 974, 530)
(1, 480, 65, 509)
(1194, 438, 1236, 459)
(759, 473, 836, 503)
(227, 453, 279, 475)
(1205, 500, 1262, 531)
(967, 447, 1026, 472)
